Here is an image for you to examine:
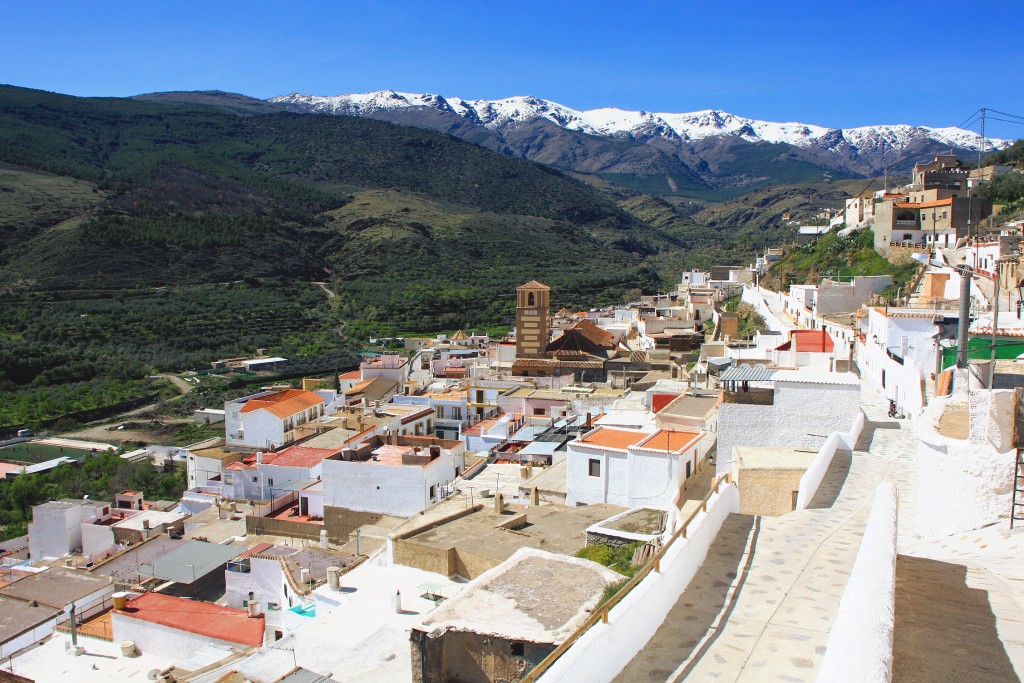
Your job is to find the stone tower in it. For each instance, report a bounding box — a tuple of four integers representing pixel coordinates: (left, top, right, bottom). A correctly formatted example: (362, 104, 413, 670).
(515, 281, 551, 358)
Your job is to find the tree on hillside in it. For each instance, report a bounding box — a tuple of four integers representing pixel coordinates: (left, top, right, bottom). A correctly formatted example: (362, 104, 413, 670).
(982, 173, 1024, 213)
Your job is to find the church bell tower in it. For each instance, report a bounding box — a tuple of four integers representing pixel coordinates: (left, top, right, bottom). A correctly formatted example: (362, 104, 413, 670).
(515, 281, 551, 359)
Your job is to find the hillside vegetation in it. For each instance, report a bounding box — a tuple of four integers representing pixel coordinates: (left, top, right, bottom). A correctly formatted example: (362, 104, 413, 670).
(762, 229, 918, 291)
(0, 86, 677, 423)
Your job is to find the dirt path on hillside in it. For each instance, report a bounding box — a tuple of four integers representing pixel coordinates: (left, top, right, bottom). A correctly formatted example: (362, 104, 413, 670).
(313, 281, 337, 299)
(52, 373, 196, 445)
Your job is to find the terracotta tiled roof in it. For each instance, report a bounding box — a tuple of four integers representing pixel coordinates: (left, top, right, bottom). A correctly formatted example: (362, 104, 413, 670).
(344, 376, 399, 401)
(116, 592, 264, 647)
(239, 389, 324, 419)
(518, 280, 550, 290)
(512, 358, 557, 368)
(265, 445, 338, 468)
(239, 542, 275, 559)
(774, 330, 835, 353)
(340, 370, 361, 380)
(401, 407, 435, 425)
(651, 393, 680, 413)
(546, 328, 606, 356)
(346, 379, 375, 394)
(572, 320, 616, 348)
(512, 358, 604, 370)
(636, 429, 703, 453)
(894, 198, 954, 209)
(575, 427, 647, 450)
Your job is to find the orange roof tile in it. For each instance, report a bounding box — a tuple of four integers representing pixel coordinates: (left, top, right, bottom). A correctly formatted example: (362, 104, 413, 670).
(239, 542, 276, 559)
(637, 429, 703, 453)
(894, 198, 954, 209)
(651, 394, 680, 413)
(774, 329, 835, 353)
(518, 280, 550, 290)
(340, 370, 361, 380)
(576, 427, 647, 450)
(239, 389, 324, 419)
(264, 445, 338, 468)
(572, 320, 616, 348)
(117, 592, 264, 646)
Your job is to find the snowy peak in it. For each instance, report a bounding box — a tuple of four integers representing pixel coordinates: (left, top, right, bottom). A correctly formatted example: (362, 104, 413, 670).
(269, 90, 1007, 153)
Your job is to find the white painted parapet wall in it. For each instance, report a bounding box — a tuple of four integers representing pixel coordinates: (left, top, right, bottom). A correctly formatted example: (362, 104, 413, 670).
(795, 410, 865, 510)
(536, 483, 740, 683)
(818, 482, 899, 683)
(741, 285, 790, 333)
(916, 387, 1015, 537)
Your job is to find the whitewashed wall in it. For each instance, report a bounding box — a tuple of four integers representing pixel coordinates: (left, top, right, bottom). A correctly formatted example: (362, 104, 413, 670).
(81, 523, 116, 560)
(322, 452, 462, 516)
(716, 381, 861, 477)
(112, 612, 262, 660)
(741, 286, 788, 333)
(537, 484, 740, 683)
(625, 450, 679, 509)
(29, 506, 78, 561)
(916, 389, 1015, 537)
(241, 411, 285, 450)
(818, 483, 898, 683)
(795, 411, 865, 510)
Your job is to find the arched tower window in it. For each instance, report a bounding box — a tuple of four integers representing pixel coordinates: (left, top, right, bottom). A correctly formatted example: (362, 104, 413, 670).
(528, 293, 535, 306)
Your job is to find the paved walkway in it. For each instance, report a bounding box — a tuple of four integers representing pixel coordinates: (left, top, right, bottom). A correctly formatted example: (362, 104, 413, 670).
(751, 287, 796, 332)
(613, 386, 919, 682)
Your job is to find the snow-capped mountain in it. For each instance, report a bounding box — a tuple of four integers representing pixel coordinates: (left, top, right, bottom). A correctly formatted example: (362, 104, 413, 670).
(267, 90, 1009, 193)
(271, 90, 1005, 154)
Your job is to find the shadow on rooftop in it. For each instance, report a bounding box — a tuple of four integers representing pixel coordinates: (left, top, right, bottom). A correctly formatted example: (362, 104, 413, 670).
(854, 418, 901, 451)
(610, 513, 759, 683)
(806, 449, 851, 510)
(893, 554, 1017, 682)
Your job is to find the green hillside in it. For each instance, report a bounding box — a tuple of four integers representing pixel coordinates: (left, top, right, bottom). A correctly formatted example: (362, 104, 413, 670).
(761, 229, 918, 291)
(0, 85, 677, 296)
(0, 85, 677, 424)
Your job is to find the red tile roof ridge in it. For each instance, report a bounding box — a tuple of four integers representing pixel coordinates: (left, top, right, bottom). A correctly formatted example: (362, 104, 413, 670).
(239, 541, 276, 559)
(239, 389, 324, 419)
(894, 198, 954, 208)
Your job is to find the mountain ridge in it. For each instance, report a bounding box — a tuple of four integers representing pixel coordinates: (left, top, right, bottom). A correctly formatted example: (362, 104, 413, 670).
(270, 90, 1007, 163)
(257, 89, 1009, 197)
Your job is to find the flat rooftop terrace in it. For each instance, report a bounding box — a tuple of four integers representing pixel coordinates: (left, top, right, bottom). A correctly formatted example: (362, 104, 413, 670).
(405, 502, 625, 565)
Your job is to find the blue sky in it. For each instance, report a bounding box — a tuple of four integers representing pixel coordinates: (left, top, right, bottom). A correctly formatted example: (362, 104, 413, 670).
(5, 0, 1023, 140)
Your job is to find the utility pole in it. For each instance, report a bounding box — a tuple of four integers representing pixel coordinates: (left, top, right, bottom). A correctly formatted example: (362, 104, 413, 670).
(979, 108, 987, 170)
(957, 267, 972, 370)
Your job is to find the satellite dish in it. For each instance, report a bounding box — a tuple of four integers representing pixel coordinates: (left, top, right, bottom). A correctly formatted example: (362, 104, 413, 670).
(147, 669, 162, 681)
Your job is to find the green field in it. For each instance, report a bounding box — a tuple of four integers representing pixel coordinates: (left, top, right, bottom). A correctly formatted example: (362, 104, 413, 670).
(0, 442, 102, 464)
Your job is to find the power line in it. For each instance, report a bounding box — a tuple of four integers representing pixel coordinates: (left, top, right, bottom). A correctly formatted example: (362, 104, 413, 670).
(954, 108, 982, 131)
(986, 116, 1024, 126)
(987, 108, 1024, 122)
